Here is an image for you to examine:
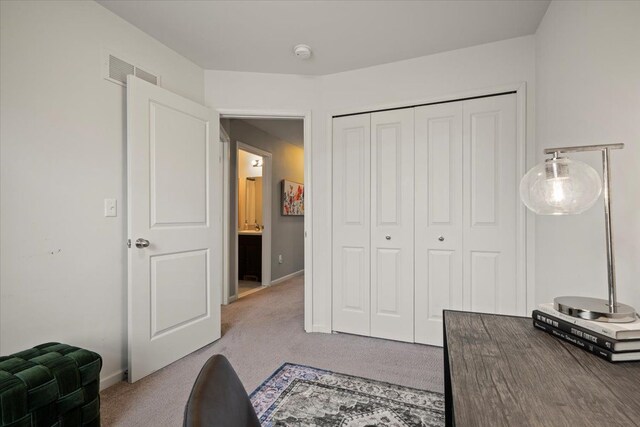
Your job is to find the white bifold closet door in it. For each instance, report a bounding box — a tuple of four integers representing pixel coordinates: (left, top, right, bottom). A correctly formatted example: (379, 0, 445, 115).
(332, 114, 371, 336)
(414, 102, 464, 346)
(414, 93, 518, 346)
(333, 93, 518, 346)
(462, 95, 518, 316)
(370, 109, 414, 342)
(332, 110, 414, 341)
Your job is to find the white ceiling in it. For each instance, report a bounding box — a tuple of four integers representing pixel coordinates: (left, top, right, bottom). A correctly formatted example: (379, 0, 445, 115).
(237, 119, 304, 148)
(97, 0, 550, 76)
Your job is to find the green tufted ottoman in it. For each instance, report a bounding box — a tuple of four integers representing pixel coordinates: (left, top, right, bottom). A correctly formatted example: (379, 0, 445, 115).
(0, 343, 101, 427)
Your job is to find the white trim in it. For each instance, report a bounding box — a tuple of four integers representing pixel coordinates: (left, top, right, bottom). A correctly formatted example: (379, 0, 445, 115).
(270, 269, 305, 286)
(218, 109, 313, 333)
(221, 120, 232, 307)
(325, 113, 334, 334)
(326, 82, 533, 333)
(217, 109, 304, 120)
(100, 369, 124, 391)
(302, 113, 313, 332)
(312, 324, 333, 334)
(236, 141, 273, 298)
(523, 85, 537, 315)
(238, 284, 268, 298)
(515, 82, 530, 315)
(220, 125, 230, 143)
(221, 139, 230, 305)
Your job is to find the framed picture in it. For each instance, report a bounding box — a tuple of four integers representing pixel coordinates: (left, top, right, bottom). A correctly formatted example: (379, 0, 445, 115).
(281, 179, 304, 216)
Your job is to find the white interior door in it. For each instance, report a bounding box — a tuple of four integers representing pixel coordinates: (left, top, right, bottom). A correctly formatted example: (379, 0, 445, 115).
(332, 114, 371, 336)
(414, 102, 463, 346)
(127, 75, 222, 383)
(462, 94, 518, 315)
(370, 109, 414, 342)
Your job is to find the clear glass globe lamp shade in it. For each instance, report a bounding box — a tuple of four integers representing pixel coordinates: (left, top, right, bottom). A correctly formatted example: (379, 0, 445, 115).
(519, 157, 602, 215)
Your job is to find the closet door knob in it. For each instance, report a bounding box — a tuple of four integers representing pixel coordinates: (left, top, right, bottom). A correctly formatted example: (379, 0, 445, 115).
(438, 236, 445, 242)
(385, 235, 391, 240)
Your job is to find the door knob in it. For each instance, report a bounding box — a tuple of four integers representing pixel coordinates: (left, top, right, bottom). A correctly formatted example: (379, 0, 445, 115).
(385, 235, 391, 240)
(135, 238, 150, 248)
(438, 236, 445, 242)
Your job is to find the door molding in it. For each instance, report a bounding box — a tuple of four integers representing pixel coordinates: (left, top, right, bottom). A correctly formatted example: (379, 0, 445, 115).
(327, 82, 532, 333)
(218, 109, 313, 333)
(236, 141, 272, 297)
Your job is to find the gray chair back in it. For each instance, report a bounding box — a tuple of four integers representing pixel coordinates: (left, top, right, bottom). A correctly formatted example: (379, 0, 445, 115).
(184, 354, 261, 427)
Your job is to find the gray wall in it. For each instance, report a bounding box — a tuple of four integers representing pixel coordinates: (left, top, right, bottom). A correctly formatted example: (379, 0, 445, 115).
(225, 119, 304, 299)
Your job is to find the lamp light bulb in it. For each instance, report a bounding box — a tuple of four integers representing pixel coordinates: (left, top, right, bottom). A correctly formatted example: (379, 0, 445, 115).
(544, 176, 573, 208)
(550, 179, 566, 204)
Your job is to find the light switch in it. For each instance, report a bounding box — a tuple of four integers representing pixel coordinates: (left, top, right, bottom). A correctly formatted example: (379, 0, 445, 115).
(104, 199, 117, 217)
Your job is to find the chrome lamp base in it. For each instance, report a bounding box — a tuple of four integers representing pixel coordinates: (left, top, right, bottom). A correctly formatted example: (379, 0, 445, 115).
(554, 296, 637, 323)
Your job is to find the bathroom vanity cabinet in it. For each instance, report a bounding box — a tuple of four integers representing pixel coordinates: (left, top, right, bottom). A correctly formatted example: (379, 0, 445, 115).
(238, 233, 262, 282)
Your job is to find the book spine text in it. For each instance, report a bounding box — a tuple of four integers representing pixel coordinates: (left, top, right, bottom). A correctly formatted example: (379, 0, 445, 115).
(532, 311, 616, 350)
(533, 320, 613, 362)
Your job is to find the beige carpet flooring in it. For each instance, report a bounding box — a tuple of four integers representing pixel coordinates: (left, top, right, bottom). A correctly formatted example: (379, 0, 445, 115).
(100, 276, 444, 426)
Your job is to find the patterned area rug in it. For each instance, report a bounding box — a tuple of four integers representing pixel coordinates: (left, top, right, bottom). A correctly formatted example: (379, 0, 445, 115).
(250, 363, 444, 426)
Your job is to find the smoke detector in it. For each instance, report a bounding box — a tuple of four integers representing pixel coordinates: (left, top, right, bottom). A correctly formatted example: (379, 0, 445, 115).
(293, 44, 312, 60)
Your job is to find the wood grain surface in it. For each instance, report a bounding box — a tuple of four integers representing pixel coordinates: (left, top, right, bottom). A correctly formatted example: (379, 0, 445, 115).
(443, 310, 640, 427)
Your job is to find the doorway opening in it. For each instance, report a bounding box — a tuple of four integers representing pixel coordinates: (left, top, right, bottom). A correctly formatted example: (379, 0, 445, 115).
(220, 116, 306, 304)
(236, 144, 270, 298)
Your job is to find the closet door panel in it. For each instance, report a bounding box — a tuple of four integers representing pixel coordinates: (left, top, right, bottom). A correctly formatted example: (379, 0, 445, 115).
(375, 248, 401, 314)
(414, 103, 463, 346)
(463, 94, 518, 316)
(332, 114, 371, 336)
(370, 109, 414, 342)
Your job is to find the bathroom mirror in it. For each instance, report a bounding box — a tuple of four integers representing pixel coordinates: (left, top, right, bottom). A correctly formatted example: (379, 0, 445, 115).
(244, 177, 263, 228)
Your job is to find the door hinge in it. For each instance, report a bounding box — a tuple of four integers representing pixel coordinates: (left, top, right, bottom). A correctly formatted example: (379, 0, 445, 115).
(127, 239, 131, 248)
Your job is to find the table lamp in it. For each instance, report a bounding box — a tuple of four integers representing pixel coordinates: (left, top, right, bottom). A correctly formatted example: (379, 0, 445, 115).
(520, 143, 636, 323)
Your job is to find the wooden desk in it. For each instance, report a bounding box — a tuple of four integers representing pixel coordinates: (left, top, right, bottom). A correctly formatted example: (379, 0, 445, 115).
(443, 310, 640, 427)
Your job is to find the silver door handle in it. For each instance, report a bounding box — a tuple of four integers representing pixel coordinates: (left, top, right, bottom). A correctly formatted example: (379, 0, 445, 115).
(135, 238, 150, 248)
(385, 235, 391, 240)
(438, 236, 445, 242)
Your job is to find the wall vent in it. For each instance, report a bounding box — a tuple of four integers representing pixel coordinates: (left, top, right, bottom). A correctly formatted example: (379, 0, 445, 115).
(104, 50, 160, 87)
(134, 67, 158, 85)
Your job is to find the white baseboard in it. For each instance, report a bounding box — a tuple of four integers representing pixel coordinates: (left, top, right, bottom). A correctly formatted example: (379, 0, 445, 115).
(270, 269, 304, 286)
(100, 369, 125, 391)
(238, 286, 267, 298)
(310, 324, 332, 334)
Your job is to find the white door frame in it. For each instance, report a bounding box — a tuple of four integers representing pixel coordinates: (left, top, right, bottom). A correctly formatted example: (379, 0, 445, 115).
(219, 109, 313, 333)
(236, 141, 272, 298)
(327, 82, 534, 332)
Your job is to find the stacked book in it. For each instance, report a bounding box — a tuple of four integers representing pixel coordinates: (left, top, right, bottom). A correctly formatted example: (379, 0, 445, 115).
(533, 303, 640, 362)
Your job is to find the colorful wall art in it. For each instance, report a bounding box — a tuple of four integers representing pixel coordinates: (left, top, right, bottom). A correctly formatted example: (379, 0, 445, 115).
(282, 180, 304, 216)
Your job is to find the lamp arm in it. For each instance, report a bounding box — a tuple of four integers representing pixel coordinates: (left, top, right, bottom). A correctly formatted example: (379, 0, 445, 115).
(543, 143, 624, 155)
